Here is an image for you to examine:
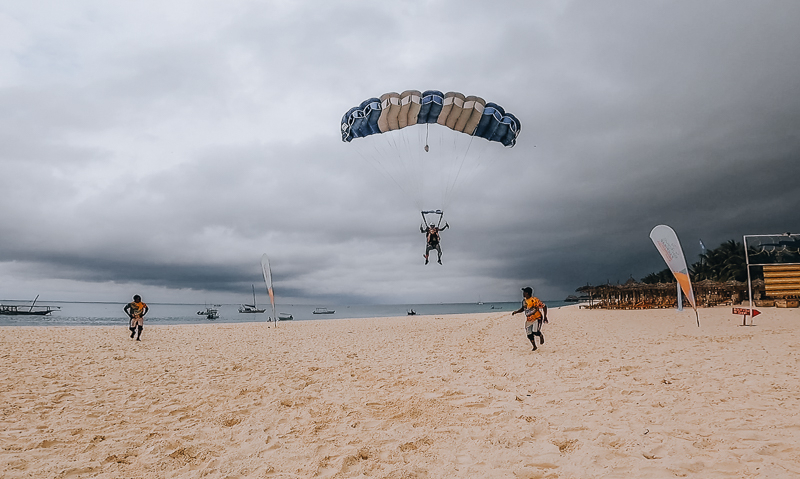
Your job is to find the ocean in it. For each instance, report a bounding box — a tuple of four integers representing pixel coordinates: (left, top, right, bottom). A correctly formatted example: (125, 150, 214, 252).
(0, 300, 572, 327)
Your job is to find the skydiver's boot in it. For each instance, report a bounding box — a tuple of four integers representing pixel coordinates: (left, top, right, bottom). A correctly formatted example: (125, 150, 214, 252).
(136, 326, 142, 341)
(424, 254, 429, 265)
(130, 328, 135, 339)
(438, 256, 442, 265)
(538, 332, 544, 345)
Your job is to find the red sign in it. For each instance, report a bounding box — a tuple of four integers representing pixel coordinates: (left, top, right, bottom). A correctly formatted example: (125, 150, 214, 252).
(732, 307, 761, 317)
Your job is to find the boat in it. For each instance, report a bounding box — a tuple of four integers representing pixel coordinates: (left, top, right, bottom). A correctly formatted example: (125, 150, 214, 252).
(239, 285, 266, 313)
(278, 312, 293, 321)
(313, 307, 335, 314)
(0, 304, 60, 316)
(197, 306, 219, 320)
(407, 309, 417, 315)
(0, 295, 60, 316)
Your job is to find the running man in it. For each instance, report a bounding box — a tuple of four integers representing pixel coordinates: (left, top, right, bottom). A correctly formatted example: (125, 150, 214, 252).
(420, 222, 449, 265)
(124, 294, 149, 341)
(512, 287, 548, 351)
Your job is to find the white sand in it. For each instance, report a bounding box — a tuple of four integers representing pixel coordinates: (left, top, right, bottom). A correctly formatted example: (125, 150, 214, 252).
(2, 305, 800, 478)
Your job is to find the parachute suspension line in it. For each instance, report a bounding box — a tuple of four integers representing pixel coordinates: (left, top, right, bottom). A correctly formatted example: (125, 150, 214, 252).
(442, 126, 461, 209)
(402, 127, 424, 211)
(389, 130, 423, 210)
(352, 139, 414, 203)
(412, 126, 428, 210)
(442, 133, 477, 211)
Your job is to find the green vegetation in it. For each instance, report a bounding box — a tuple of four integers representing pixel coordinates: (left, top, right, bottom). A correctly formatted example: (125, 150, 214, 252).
(642, 240, 762, 284)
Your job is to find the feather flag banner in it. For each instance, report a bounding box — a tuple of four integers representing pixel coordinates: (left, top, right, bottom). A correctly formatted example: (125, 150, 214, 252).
(650, 225, 699, 326)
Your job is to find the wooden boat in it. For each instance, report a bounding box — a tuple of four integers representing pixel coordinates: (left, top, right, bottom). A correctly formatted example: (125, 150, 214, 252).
(278, 312, 293, 321)
(0, 295, 59, 316)
(313, 307, 335, 314)
(0, 304, 59, 316)
(239, 285, 266, 313)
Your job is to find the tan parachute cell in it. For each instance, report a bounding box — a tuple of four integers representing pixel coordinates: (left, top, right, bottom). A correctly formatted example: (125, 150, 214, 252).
(455, 95, 485, 133)
(378, 92, 401, 132)
(438, 92, 465, 129)
(398, 90, 422, 129)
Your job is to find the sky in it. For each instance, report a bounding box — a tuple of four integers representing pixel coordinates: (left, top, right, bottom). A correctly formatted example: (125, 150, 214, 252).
(1, 0, 799, 305)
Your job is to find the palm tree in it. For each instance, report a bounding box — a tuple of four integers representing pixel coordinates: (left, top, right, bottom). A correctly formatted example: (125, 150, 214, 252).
(644, 239, 763, 283)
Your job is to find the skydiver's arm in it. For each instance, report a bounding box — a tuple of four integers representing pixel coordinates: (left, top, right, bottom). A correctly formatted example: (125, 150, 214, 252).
(143, 305, 149, 317)
(512, 306, 524, 315)
(542, 304, 548, 322)
(124, 303, 132, 317)
(441, 223, 449, 231)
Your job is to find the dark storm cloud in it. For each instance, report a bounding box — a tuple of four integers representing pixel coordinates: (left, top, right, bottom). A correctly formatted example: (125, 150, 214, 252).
(1, 1, 798, 303)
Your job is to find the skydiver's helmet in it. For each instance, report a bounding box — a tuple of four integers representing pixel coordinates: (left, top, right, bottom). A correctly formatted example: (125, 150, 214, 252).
(430, 224, 436, 228)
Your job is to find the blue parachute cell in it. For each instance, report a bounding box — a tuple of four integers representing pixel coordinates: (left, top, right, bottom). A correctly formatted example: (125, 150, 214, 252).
(417, 90, 444, 124)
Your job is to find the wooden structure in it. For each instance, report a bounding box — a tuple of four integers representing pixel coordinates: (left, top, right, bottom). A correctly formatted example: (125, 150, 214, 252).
(576, 279, 757, 310)
(763, 264, 800, 299)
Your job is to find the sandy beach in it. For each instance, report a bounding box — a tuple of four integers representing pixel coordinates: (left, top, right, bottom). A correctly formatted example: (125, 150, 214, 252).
(2, 305, 800, 478)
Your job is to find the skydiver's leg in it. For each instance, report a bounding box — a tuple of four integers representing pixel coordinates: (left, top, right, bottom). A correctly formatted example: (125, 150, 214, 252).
(436, 244, 442, 264)
(425, 244, 435, 264)
(136, 325, 143, 340)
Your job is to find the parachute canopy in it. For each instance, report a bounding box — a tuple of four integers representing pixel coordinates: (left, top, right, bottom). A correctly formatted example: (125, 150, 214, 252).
(341, 90, 521, 147)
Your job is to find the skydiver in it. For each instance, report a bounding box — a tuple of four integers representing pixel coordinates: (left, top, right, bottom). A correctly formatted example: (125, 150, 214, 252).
(421, 222, 449, 265)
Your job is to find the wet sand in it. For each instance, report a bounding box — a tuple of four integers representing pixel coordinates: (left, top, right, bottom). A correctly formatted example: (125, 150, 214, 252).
(2, 305, 800, 478)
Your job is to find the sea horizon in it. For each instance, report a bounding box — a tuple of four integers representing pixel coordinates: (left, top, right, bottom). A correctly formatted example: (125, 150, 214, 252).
(0, 299, 572, 327)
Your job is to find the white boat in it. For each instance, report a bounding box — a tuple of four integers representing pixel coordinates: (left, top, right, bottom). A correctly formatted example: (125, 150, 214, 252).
(277, 312, 293, 321)
(197, 306, 219, 320)
(239, 285, 266, 313)
(313, 307, 335, 314)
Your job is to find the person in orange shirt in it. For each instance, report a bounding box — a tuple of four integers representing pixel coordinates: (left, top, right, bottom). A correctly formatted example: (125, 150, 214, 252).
(124, 295, 149, 341)
(512, 287, 548, 351)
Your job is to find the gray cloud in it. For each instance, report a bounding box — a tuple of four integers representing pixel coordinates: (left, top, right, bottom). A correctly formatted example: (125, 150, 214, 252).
(1, 1, 798, 304)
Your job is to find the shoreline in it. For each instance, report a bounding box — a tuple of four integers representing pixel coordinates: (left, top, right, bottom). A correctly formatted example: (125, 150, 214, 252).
(2, 307, 799, 477)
